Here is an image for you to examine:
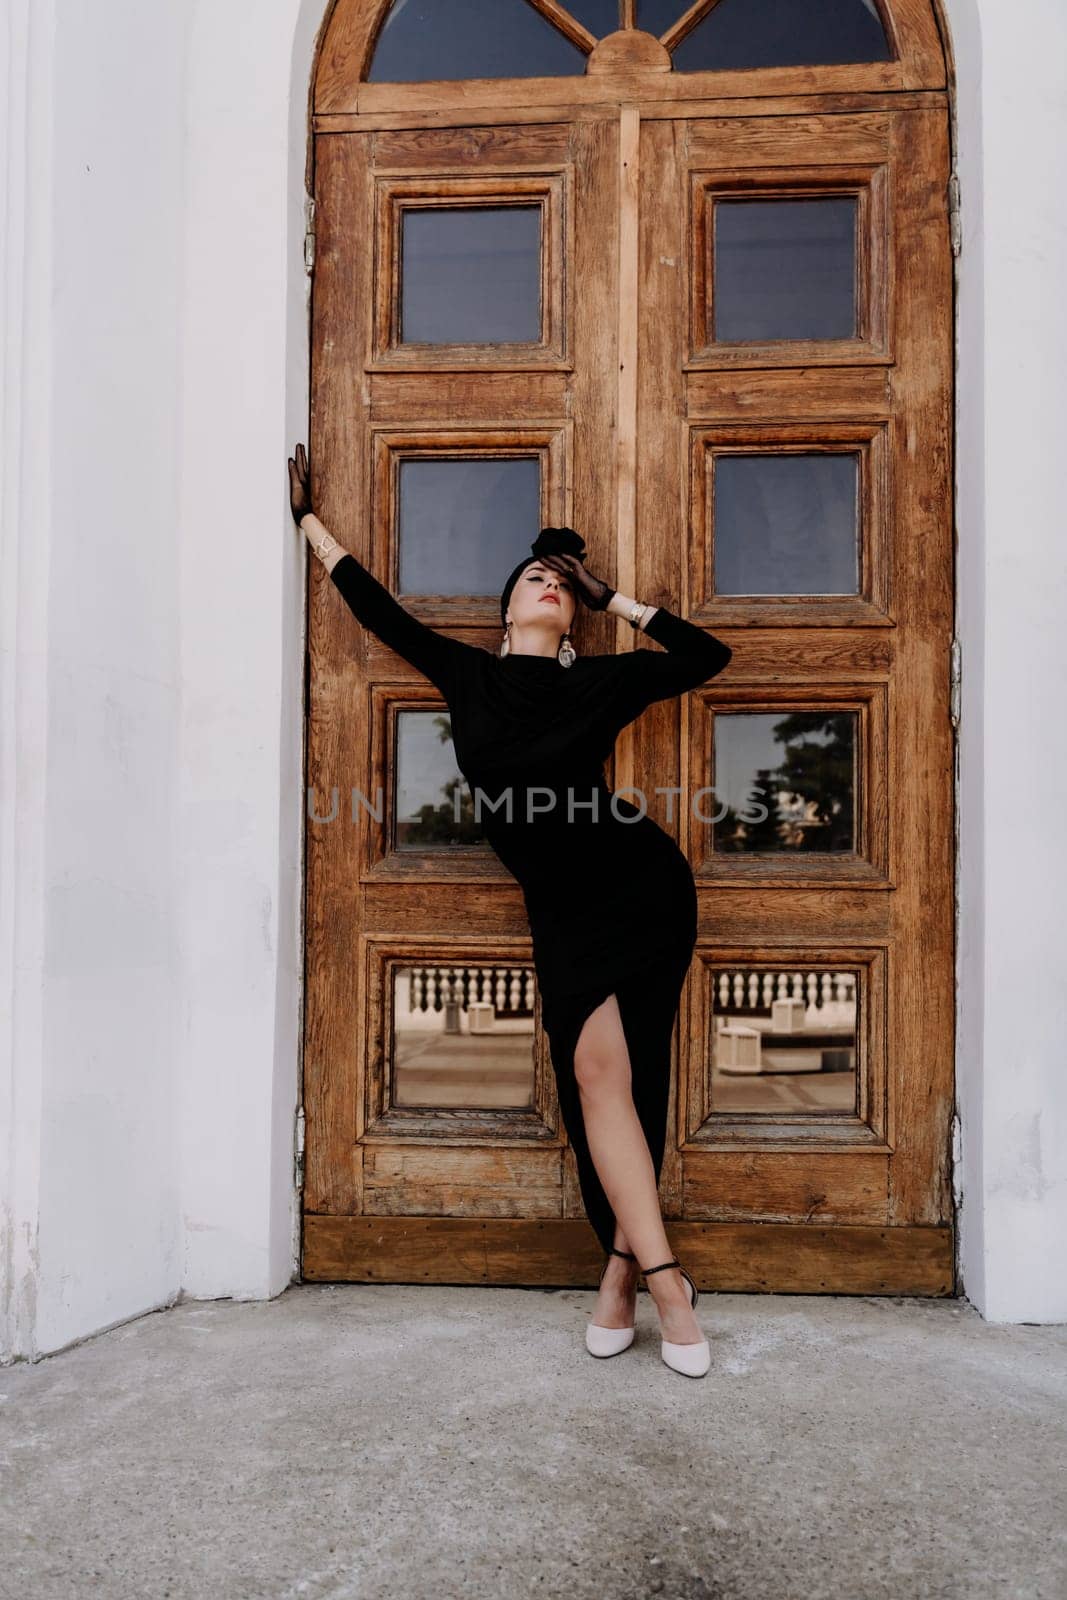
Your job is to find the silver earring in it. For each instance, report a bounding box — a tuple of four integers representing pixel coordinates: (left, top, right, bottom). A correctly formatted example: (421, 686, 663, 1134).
(500, 620, 511, 658)
(558, 631, 576, 668)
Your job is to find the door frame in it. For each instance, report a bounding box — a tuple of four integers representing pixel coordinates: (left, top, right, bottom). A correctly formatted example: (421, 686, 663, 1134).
(301, 0, 957, 1296)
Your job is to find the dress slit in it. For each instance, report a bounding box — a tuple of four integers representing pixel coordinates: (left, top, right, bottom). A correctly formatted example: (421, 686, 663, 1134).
(538, 950, 691, 1257)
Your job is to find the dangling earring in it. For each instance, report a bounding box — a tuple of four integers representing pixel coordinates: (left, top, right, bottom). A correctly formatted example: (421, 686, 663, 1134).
(558, 631, 576, 668)
(500, 620, 512, 658)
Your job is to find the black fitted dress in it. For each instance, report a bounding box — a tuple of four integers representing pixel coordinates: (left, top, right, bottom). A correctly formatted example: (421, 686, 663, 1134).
(329, 553, 732, 1255)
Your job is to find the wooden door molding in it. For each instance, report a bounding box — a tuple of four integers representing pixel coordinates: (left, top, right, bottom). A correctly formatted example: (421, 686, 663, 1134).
(690, 419, 893, 629)
(303, 1214, 953, 1293)
(367, 171, 573, 372)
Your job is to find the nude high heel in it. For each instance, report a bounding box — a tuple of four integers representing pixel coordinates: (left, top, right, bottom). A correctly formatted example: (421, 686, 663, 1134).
(585, 1247, 638, 1358)
(641, 1256, 711, 1378)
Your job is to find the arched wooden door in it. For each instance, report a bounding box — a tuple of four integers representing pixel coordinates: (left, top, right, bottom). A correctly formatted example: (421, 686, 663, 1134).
(303, 0, 955, 1294)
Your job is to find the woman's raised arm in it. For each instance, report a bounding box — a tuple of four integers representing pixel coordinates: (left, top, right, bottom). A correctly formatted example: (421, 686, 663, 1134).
(304, 514, 476, 703)
(533, 542, 732, 717)
(612, 597, 732, 719)
(290, 445, 476, 703)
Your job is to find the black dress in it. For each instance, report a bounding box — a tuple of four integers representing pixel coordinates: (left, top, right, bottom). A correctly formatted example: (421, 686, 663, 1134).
(329, 553, 732, 1255)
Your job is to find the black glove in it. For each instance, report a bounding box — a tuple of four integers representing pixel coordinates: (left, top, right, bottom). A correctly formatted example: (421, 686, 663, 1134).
(287, 441, 315, 526)
(538, 552, 615, 610)
(532, 528, 615, 611)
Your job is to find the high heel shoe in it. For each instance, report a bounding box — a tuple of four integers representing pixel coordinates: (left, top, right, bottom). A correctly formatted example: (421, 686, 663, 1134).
(585, 1247, 638, 1358)
(641, 1256, 711, 1378)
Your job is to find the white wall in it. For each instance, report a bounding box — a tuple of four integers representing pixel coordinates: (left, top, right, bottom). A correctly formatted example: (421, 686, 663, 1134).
(174, 0, 321, 1306)
(1, 0, 1064, 1360)
(2, 0, 191, 1359)
(949, 0, 1067, 1322)
(1, 0, 319, 1361)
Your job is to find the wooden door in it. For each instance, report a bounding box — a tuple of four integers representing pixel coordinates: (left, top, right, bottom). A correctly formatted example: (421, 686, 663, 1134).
(303, 96, 954, 1295)
(631, 108, 954, 1292)
(303, 118, 630, 1281)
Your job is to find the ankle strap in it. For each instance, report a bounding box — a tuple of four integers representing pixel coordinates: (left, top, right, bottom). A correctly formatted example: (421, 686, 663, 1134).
(609, 1247, 637, 1261)
(641, 1256, 681, 1277)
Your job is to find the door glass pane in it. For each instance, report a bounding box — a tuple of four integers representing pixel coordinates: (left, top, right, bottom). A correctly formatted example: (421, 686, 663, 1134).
(710, 966, 858, 1115)
(369, 0, 587, 82)
(392, 964, 537, 1109)
(566, 1, 621, 35)
(672, 0, 890, 72)
(714, 198, 857, 342)
(401, 205, 542, 346)
(395, 711, 483, 848)
(714, 452, 860, 596)
(397, 456, 541, 596)
(712, 712, 856, 852)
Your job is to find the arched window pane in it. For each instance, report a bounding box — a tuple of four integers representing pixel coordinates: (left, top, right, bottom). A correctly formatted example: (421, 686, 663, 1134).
(636, 0, 692, 35)
(565, 1, 622, 35)
(368, 0, 588, 82)
(671, 0, 891, 73)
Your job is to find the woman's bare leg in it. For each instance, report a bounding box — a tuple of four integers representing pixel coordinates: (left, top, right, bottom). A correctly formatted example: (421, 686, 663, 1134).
(575, 994, 702, 1345)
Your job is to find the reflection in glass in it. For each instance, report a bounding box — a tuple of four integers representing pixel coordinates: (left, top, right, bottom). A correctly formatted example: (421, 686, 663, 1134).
(368, 0, 587, 82)
(400, 205, 542, 346)
(714, 452, 859, 596)
(566, 0, 622, 36)
(710, 967, 858, 1114)
(714, 198, 857, 342)
(713, 712, 856, 852)
(397, 455, 541, 597)
(392, 964, 537, 1108)
(395, 711, 483, 848)
(673, 0, 890, 72)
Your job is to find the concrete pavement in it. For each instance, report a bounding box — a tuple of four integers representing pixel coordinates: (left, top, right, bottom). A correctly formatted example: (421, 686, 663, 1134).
(2, 1283, 1064, 1599)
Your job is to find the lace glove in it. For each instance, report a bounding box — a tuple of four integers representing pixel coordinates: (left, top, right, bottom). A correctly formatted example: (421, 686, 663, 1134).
(287, 442, 315, 527)
(535, 548, 616, 611)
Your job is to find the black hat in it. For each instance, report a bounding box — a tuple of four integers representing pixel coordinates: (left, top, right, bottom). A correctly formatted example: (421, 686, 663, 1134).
(499, 526, 587, 627)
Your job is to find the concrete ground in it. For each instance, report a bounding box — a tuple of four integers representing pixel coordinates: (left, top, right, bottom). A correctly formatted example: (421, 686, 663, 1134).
(1, 1284, 1064, 1600)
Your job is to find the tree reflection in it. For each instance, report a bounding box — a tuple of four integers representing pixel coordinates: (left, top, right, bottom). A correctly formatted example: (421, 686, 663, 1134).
(396, 713, 485, 848)
(715, 712, 854, 852)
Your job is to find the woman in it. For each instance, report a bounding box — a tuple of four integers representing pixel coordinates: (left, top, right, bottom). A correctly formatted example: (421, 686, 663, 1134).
(289, 442, 732, 1379)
